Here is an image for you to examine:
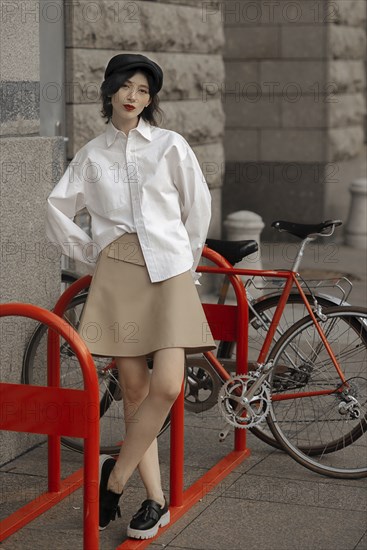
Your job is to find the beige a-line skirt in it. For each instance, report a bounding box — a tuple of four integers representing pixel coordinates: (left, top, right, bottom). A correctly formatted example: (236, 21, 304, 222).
(77, 233, 216, 357)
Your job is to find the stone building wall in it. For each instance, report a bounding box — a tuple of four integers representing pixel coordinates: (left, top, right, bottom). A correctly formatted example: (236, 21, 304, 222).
(220, 0, 366, 239)
(0, 2, 64, 464)
(65, 0, 225, 239)
(325, 0, 367, 224)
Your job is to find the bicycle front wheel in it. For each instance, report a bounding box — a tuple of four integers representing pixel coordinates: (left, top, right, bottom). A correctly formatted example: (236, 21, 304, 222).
(267, 307, 367, 478)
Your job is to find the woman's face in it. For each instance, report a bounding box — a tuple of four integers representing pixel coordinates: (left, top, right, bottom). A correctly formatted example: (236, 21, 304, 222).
(111, 71, 151, 123)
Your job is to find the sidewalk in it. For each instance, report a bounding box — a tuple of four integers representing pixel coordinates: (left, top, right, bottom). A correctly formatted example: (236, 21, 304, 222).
(1, 243, 366, 550)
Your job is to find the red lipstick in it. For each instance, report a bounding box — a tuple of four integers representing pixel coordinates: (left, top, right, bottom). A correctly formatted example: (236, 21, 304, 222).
(124, 104, 136, 111)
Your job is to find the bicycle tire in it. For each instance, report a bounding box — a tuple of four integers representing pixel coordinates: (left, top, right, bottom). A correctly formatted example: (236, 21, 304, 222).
(184, 355, 223, 413)
(61, 270, 79, 285)
(22, 293, 170, 455)
(266, 306, 367, 479)
(217, 293, 341, 450)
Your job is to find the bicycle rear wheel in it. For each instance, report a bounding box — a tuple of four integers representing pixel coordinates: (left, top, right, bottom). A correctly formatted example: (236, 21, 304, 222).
(266, 307, 367, 478)
(22, 293, 170, 454)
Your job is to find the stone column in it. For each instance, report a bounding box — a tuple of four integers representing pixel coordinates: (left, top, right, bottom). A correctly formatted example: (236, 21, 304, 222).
(345, 178, 367, 248)
(0, 2, 64, 464)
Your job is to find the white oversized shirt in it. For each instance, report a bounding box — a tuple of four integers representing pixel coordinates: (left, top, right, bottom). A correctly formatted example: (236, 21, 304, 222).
(46, 118, 212, 283)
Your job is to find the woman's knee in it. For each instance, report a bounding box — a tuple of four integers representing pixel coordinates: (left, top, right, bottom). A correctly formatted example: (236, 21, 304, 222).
(150, 378, 183, 404)
(115, 355, 150, 404)
(123, 382, 149, 405)
(150, 348, 185, 403)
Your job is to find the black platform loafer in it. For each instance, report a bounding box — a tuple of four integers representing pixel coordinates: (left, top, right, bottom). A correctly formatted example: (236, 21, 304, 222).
(99, 455, 123, 530)
(127, 498, 170, 540)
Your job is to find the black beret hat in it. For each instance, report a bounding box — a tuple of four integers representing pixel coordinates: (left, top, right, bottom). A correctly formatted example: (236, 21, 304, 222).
(104, 54, 163, 93)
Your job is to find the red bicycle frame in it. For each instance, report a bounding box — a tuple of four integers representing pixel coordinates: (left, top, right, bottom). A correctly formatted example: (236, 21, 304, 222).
(200, 246, 348, 402)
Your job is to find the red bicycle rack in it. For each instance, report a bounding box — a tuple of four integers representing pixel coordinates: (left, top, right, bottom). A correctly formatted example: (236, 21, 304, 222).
(0, 302, 100, 549)
(52, 247, 250, 550)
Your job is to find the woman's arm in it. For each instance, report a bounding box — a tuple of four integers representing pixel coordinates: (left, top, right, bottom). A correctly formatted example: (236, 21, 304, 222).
(174, 143, 212, 283)
(46, 157, 97, 272)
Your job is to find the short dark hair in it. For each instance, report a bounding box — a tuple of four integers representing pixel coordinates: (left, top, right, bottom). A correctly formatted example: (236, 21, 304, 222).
(100, 69, 163, 126)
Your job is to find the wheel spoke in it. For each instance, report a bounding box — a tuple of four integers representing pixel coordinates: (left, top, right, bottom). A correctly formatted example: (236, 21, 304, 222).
(267, 308, 367, 478)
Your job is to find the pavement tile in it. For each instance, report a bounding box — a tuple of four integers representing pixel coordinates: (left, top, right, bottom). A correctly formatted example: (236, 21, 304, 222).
(0, 471, 49, 519)
(154, 471, 242, 547)
(167, 496, 367, 550)
(355, 531, 367, 550)
(0, 442, 84, 478)
(243, 447, 367, 487)
(1, 527, 84, 549)
(223, 472, 367, 512)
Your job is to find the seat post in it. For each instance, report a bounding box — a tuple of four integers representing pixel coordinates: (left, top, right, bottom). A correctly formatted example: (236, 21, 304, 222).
(291, 236, 315, 273)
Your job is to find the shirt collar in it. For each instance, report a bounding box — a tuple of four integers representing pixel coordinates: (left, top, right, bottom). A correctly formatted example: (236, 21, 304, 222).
(106, 117, 152, 147)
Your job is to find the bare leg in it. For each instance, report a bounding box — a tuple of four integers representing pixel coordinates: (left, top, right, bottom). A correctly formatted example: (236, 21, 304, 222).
(108, 348, 185, 495)
(116, 356, 165, 504)
(138, 439, 164, 504)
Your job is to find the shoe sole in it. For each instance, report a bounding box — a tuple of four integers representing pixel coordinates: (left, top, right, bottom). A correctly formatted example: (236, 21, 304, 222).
(127, 510, 171, 539)
(99, 454, 115, 531)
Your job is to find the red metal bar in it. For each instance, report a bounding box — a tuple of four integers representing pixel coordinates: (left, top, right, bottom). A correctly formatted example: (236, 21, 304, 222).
(0, 303, 100, 550)
(47, 275, 92, 492)
(203, 351, 232, 382)
(0, 383, 91, 436)
(293, 277, 348, 383)
(46, 278, 91, 490)
(54, 275, 92, 313)
(47, 319, 62, 491)
(167, 245, 250, 519)
(256, 274, 294, 365)
(84, 431, 99, 532)
(197, 265, 292, 278)
(272, 388, 339, 401)
(200, 248, 249, 452)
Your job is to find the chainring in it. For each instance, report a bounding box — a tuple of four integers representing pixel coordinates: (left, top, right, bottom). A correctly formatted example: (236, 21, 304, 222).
(218, 374, 272, 429)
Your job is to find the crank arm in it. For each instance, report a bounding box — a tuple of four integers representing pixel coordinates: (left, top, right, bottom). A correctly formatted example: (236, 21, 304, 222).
(245, 365, 272, 401)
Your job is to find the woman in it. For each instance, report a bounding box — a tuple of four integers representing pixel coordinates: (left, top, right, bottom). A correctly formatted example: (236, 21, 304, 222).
(46, 53, 216, 540)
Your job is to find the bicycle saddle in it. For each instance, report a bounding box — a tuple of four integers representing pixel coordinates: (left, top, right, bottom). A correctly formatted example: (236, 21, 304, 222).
(272, 219, 342, 239)
(205, 238, 258, 265)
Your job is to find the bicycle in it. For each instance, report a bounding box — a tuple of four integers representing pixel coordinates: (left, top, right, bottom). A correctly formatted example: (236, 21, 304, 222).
(199, 220, 366, 479)
(22, 220, 367, 478)
(186, 220, 353, 448)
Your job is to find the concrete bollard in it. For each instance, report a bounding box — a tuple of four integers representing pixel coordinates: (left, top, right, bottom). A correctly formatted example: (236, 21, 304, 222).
(345, 178, 367, 249)
(223, 210, 265, 299)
